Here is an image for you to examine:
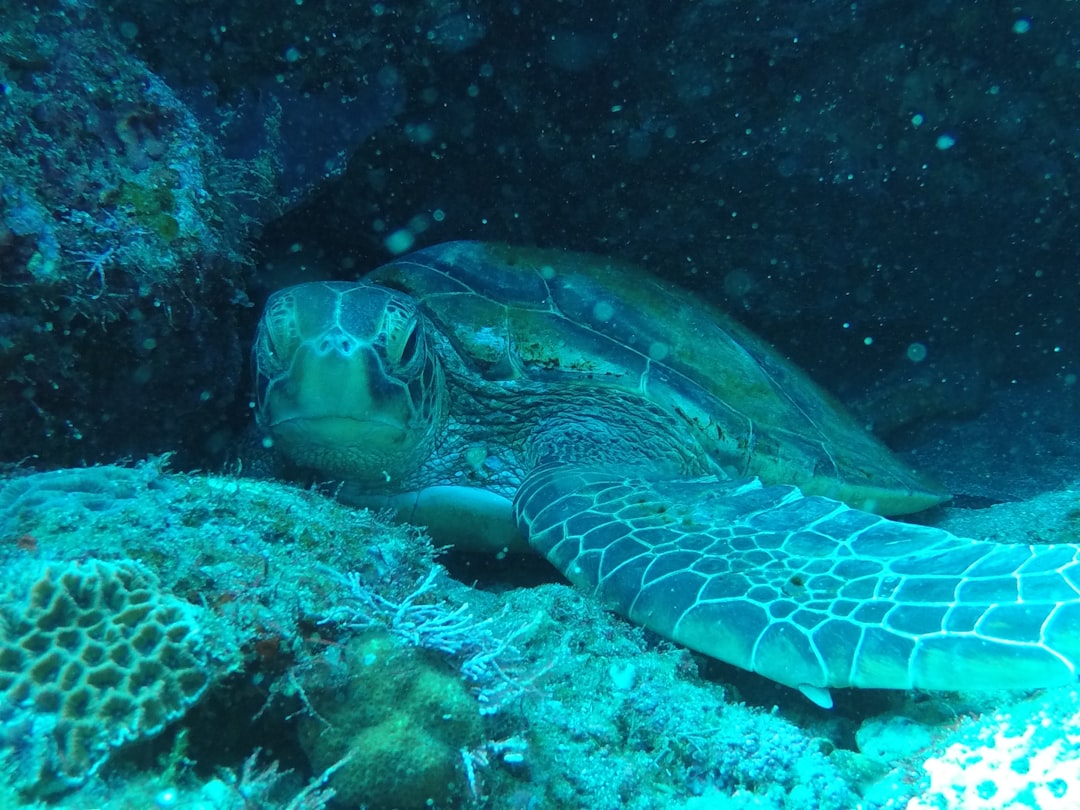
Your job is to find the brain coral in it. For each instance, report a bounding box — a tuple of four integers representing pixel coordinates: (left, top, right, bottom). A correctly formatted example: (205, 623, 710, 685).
(0, 559, 221, 796)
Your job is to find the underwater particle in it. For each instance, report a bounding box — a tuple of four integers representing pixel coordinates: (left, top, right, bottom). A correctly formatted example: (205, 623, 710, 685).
(376, 64, 400, 89)
(911, 113, 925, 128)
(626, 130, 652, 160)
(384, 229, 415, 255)
(547, 31, 606, 72)
(592, 300, 615, 322)
(284, 46, 301, 63)
(408, 214, 431, 235)
(405, 122, 435, 144)
(426, 12, 486, 53)
(1013, 18, 1032, 35)
(723, 268, 754, 299)
(608, 661, 637, 690)
(648, 342, 669, 362)
(906, 342, 928, 363)
(776, 154, 799, 177)
(936, 133, 957, 150)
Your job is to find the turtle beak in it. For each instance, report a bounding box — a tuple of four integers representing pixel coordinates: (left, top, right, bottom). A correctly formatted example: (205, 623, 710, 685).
(261, 331, 417, 472)
(268, 343, 410, 438)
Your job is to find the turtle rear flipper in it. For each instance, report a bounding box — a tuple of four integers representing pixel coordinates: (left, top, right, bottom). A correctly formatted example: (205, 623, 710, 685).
(515, 465, 1080, 708)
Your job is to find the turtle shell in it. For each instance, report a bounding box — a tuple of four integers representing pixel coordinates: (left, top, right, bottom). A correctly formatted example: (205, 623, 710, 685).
(367, 241, 946, 515)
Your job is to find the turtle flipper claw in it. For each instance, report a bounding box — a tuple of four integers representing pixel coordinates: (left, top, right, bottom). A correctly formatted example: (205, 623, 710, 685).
(515, 465, 1080, 704)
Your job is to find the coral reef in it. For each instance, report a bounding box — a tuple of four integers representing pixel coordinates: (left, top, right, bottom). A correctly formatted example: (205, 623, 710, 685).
(911, 690, 1080, 810)
(0, 3, 279, 469)
(0, 559, 237, 797)
(0, 462, 1077, 808)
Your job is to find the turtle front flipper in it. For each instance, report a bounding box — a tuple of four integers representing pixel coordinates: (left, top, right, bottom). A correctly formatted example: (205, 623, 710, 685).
(514, 465, 1080, 708)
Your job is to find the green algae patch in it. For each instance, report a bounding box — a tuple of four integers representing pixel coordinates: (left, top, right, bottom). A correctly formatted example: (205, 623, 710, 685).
(298, 630, 483, 809)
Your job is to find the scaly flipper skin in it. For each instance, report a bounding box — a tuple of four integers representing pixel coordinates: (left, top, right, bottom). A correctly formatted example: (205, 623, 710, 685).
(515, 466, 1080, 708)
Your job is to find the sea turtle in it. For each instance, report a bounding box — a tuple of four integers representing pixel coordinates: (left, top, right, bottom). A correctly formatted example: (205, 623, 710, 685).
(253, 240, 1080, 708)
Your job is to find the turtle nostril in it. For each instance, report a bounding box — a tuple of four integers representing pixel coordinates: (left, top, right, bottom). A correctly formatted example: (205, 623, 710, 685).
(318, 334, 354, 356)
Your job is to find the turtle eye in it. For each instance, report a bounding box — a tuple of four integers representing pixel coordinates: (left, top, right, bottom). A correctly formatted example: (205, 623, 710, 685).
(389, 320, 420, 368)
(400, 324, 419, 366)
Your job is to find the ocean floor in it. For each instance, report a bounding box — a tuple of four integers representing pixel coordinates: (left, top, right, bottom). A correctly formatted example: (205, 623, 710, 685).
(0, 380, 1079, 809)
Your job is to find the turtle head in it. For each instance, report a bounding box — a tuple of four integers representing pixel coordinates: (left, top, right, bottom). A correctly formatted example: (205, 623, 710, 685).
(253, 281, 445, 486)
